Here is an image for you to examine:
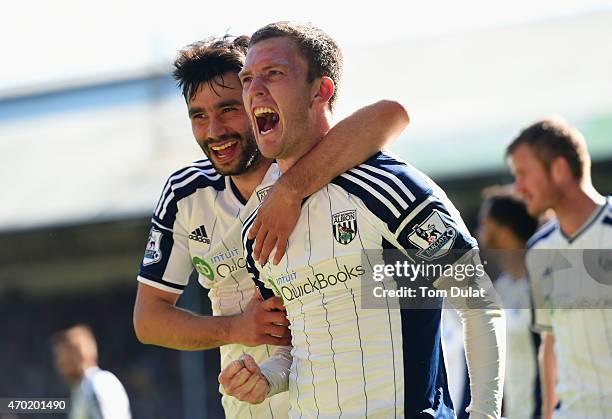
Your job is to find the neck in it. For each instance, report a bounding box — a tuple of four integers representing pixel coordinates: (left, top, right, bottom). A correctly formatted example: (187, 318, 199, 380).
(230, 158, 274, 200)
(499, 237, 526, 279)
(554, 182, 605, 237)
(278, 110, 332, 173)
(505, 255, 526, 280)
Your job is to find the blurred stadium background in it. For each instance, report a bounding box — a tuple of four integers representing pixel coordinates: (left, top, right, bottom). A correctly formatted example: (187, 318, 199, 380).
(1, 2, 612, 418)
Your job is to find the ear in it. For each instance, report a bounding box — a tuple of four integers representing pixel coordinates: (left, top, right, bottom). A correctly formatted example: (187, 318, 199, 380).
(550, 156, 572, 185)
(312, 76, 334, 108)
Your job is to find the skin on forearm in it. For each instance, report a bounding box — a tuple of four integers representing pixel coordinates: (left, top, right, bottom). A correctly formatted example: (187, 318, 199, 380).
(133, 283, 233, 350)
(540, 332, 558, 419)
(280, 99, 409, 199)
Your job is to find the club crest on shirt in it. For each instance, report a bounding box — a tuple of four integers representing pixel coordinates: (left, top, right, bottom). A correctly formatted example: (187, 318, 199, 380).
(408, 210, 457, 260)
(332, 210, 357, 245)
(256, 186, 272, 203)
(143, 228, 162, 266)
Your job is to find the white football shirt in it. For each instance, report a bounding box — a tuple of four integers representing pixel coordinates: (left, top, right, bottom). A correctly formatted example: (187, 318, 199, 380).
(526, 196, 612, 419)
(496, 273, 540, 419)
(243, 152, 485, 418)
(137, 159, 288, 419)
(69, 366, 131, 419)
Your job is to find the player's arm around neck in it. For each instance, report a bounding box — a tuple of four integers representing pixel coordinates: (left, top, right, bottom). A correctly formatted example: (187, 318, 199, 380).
(249, 99, 410, 265)
(284, 99, 409, 197)
(133, 283, 291, 350)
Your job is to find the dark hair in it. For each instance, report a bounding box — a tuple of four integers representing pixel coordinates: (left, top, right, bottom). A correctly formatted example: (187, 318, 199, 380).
(480, 194, 539, 243)
(52, 324, 95, 344)
(173, 35, 249, 102)
(250, 22, 343, 111)
(506, 117, 590, 181)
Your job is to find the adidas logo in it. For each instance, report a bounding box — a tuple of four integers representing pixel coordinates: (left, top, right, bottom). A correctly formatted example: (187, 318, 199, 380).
(189, 225, 211, 244)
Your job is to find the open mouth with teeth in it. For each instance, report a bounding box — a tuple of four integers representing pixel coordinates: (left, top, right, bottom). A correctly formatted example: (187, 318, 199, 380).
(254, 107, 280, 135)
(209, 140, 238, 162)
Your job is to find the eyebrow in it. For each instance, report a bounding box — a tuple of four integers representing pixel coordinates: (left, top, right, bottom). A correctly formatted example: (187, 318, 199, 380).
(188, 107, 204, 117)
(216, 99, 243, 108)
(188, 99, 243, 117)
(239, 62, 290, 78)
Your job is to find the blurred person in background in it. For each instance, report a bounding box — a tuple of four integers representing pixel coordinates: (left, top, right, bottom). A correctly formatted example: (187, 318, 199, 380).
(507, 117, 612, 419)
(478, 189, 542, 419)
(52, 324, 131, 419)
(132, 35, 409, 418)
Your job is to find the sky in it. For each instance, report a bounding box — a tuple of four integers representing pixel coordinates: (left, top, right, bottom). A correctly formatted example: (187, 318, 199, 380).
(2, 0, 612, 93)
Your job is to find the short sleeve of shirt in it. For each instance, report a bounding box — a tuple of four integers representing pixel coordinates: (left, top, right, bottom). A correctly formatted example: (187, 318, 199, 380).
(525, 249, 554, 333)
(394, 195, 477, 258)
(137, 178, 194, 294)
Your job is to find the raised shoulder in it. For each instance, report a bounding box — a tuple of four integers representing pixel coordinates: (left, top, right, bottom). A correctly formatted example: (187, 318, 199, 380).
(153, 159, 225, 224)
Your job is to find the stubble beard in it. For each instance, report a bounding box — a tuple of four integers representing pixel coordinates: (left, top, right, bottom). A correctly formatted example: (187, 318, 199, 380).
(202, 130, 261, 176)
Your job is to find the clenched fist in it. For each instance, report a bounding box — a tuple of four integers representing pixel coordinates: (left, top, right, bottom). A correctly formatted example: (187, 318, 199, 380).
(219, 354, 270, 404)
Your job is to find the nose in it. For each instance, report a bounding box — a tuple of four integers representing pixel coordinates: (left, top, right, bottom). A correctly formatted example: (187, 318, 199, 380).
(514, 179, 527, 198)
(245, 75, 267, 100)
(207, 115, 226, 139)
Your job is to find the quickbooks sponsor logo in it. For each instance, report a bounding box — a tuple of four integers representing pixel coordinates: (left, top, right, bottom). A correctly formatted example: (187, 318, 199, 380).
(193, 256, 214, 281)
(278, 265, 365, 301)
(216, 257, 247, 278)
(205, 248, 246, 279)
(211, 248, 240, 264)
(276, 271, 297, 285)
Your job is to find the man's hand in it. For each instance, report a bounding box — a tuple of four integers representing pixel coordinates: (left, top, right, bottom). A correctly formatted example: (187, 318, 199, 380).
(230, 291, 291, 347)
(248, 180, 301, 266)
(219, 354, 270, 404)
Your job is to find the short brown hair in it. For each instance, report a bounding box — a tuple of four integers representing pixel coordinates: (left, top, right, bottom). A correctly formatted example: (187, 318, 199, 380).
(173, 35, 249, 102)
(506, 117, 590, 181)
(250, 22, 343, 111)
